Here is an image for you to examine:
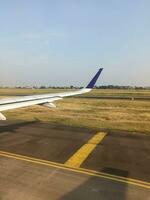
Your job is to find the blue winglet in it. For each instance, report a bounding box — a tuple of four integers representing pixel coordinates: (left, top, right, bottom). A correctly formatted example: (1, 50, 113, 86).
(86, 68, 103, 88)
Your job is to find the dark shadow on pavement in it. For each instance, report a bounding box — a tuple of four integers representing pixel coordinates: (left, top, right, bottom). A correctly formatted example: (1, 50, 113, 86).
(59, 174, 149, 200)
(0, 120, 38, 134)
(60, 176, 129, 200)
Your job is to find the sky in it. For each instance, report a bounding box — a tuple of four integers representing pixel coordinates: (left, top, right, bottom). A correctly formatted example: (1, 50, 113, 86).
(0, 0, 150, 87)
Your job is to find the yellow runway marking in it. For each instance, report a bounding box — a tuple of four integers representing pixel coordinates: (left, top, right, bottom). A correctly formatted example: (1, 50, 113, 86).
(0, 151, 150, 189)
(65, 132, 107, 168)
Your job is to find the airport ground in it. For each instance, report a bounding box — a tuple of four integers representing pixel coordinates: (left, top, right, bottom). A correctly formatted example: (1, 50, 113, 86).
(1, 88, 150, 134)
(0, 89, 150, 199)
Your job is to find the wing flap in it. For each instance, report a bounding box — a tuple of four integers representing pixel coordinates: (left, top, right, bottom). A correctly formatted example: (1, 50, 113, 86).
(0, 97, 62, 112)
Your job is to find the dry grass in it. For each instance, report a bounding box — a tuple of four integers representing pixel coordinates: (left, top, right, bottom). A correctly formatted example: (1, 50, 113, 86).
(84, 89, 150, 97)
(3, 96, 150, 134)
(0, 88, 73, 97)
(0, 88, 150, 97)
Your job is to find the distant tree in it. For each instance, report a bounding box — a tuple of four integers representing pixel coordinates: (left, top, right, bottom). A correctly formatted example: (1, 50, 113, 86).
(40, 86, 46, 89)
(70, 85, 74, 89)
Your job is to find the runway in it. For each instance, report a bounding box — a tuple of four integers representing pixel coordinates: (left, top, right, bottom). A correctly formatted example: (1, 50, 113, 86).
(0, 121, 149, 199)
(76, 96, 150, 101)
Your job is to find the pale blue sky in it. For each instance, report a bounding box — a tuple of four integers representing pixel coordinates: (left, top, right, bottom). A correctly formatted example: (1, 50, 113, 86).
(0, 0, 150, 87)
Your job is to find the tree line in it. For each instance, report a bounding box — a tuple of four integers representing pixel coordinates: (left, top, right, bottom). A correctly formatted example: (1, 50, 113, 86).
(0, 85, 149, 90)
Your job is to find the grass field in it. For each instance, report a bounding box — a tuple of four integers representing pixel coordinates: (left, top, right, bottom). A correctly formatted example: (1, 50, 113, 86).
(1, 88, 150, 134)
(0, 88, 150, 97)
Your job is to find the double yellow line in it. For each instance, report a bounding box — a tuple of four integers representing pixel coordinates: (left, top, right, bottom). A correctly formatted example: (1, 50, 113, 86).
(0, 150, 150, 189)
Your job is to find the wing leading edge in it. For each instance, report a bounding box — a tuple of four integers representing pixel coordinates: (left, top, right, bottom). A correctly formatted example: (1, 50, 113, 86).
(0, 68, 103, 120)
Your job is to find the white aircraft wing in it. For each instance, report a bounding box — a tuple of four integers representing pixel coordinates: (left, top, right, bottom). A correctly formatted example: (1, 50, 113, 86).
(0, 68, 103, 120)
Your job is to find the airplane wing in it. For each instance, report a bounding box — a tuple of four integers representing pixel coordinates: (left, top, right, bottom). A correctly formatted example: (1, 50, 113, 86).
(0, 68, 103, 120)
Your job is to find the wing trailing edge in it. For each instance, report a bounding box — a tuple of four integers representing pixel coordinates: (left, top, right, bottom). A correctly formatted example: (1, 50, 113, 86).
(0, 113, 6, 120)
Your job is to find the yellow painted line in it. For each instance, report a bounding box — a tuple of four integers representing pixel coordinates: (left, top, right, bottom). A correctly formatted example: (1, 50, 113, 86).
(0, 151, 150, 189)
(65, 132, 107, 168)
